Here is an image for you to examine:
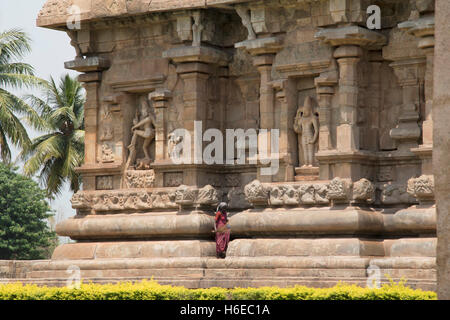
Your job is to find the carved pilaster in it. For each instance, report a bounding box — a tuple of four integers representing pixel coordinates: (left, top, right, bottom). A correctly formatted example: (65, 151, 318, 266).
(273, 79, 296, 182)
(400, 14, 435, 174)
(235, 37, 283, 182)
(315, 26, 385, 180)
(388, 58, 425, 152)
(67, 57, 111, 190)
(162, 46, 228, 186)
(149, 89, 172, 162)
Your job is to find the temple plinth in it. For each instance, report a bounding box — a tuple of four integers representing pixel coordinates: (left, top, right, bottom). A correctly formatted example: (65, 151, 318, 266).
(15, 0, 440, 290)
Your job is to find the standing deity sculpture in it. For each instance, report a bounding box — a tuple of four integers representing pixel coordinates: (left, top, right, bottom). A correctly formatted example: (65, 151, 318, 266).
(125, 96, 156, 170)
(294, 96, 319, 168)
(192, 11, 204, 47)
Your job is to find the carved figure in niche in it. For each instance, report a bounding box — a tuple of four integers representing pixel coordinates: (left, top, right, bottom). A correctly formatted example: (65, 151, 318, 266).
(168, 131, 183, 160)
(126, 96, 156, 169)
(192, 11, 204, 47)
(101, 143, 114, 163)
(100, 106, 113, 141)
(236, 8, 256, 40)
(294, 96, 319, 167)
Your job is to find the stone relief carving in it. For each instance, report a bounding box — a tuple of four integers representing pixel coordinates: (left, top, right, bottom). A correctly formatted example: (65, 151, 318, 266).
(125, 96, 156, 169)
(167, 131, 183, 159)
(269, 185, 285, 206)
(328, 178, 352, 203)
(244, 180, 269, 206)
(96, 176, 114, 190)
(175, 185, 198, 207)
(192, 11, 204, 47)
(407, 175, 435, 203)
(196, 184, 221, 206)
(294, 96, 319, 167)
(71, 191, 92, 210)
(256, 181, 332, 207)
(100, 143, 115, 163)
(282, 185, 300, 206)
(299, 184, 316, 205)
(72, 189, 179, 213)
(353, 178, 375, 203)
(125, 170, 155, 189)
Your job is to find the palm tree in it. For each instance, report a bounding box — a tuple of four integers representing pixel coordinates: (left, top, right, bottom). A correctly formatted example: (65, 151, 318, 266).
(21, 74, 85, 196)
(0, 29, 42, 163)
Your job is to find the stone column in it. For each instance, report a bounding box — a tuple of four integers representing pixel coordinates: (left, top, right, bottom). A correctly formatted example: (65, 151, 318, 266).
(400, 15, 435, 174)
(434, 0, 450, 300)
(65, 57, 111, 190)
(314, 68, 337, 180)
(149, 89, 172, 163)
(163, 46, 228, 186)
(273, 79, 296, 182)
(334, 45, 362, 152)
(235, 37, 283, 182)
(315, 26, 385, 180)
(388, 58, 425, 153)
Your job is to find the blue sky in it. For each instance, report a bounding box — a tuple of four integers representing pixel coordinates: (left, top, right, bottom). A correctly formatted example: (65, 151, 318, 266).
(1, 0, 79, 227)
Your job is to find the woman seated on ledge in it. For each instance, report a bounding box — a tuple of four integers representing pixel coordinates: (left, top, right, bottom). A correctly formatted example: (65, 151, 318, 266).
(214, 202, 230, 259)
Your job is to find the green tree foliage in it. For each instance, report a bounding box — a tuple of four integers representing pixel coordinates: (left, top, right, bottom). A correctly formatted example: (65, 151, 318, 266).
(21, 74, 85, 196)
(0, 163, 56, 260)
(0, 29, 42, 163)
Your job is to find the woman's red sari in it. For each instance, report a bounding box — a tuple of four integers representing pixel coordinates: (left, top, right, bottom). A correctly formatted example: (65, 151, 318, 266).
(215, 210, 230, 257)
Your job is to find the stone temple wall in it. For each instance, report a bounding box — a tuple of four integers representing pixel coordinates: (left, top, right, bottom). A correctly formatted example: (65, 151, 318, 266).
(0, 0, 441, 290)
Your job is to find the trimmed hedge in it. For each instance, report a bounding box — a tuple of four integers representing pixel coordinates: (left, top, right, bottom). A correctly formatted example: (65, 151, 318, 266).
(0, 280, 436, 300)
